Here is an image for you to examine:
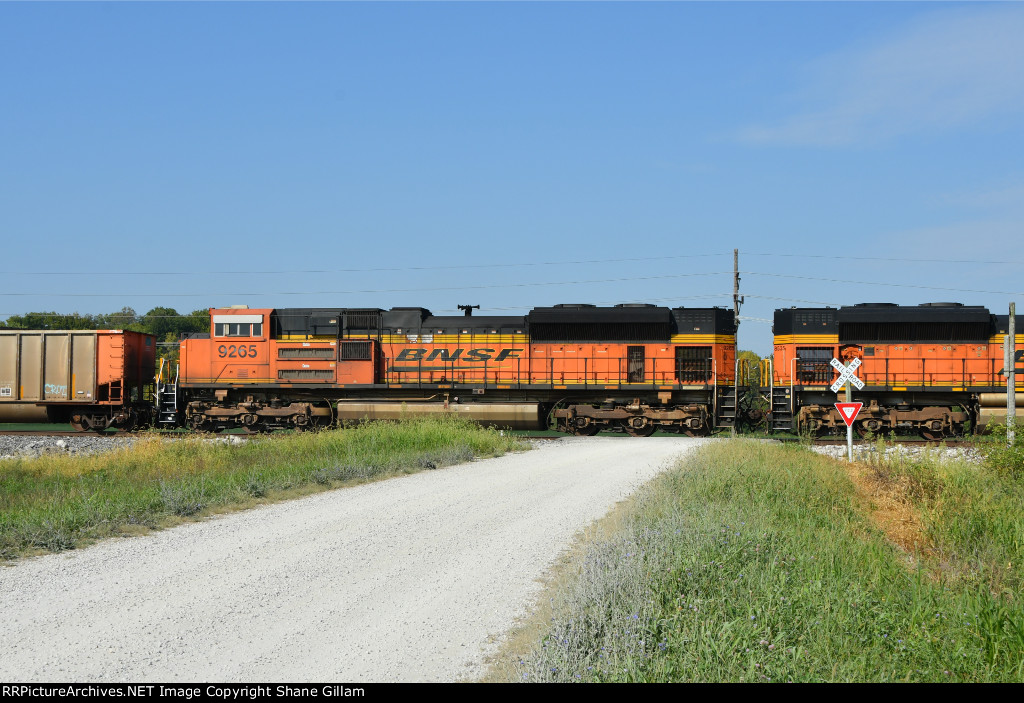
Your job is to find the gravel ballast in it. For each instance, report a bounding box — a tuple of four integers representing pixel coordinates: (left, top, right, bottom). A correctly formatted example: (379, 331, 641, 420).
(811, 443, 984, 464)
(0, 436, 707, 683)
(0, 434, 140, 459)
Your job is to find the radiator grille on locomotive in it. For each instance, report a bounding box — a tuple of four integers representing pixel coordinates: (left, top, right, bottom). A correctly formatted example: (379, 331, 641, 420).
(278, 348, 336, 359)
(838, 321, 992, 342)
(278, 370, 334, 379)
(796, 347, 834, 384)
(344, 311, 382, 330)
(340, 341, 372, 360)
(676, 346, 712, 383)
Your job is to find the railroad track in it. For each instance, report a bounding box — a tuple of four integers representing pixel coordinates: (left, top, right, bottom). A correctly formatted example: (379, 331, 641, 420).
(772, 436, 975, 448)
(0, 430, 112, 437)
(0, 429, 974, 446)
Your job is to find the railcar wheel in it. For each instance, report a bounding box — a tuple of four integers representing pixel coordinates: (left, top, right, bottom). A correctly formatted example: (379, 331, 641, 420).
(572, 425, 601, 437)
(919, 429, 945, 441)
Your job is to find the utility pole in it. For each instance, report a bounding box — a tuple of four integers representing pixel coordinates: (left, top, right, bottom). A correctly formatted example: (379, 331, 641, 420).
(1009, 302, 1016, 446)
(733, 249, 742, 325)
(732, 249, 743, 438)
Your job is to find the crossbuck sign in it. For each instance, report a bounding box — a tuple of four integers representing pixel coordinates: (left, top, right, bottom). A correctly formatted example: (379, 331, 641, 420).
(830, 357, 864, 393)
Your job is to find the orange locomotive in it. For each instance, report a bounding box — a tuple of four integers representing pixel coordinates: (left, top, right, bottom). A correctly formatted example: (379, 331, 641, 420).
(175, 303, 739, 435)
(769, 303, 1023, 438)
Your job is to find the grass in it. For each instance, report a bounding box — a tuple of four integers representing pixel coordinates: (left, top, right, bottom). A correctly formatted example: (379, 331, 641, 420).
(0, 416, 527, 560)
(503, 440, 1024, 682)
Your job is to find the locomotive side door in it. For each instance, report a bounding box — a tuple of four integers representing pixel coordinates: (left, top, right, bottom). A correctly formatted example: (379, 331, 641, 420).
(627, 346, 645, 383)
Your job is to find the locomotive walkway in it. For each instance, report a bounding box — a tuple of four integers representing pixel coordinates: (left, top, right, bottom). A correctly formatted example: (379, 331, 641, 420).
(0, 436, 707, 682)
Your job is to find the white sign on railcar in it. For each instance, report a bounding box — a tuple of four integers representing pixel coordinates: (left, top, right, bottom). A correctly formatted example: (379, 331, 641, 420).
(830, 357, 864, 392)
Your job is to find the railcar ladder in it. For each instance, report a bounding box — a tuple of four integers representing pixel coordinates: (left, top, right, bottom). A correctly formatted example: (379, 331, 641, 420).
(155, 358, 179, 426)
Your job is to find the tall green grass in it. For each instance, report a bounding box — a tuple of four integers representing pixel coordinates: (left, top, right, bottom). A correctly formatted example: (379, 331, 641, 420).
(0, 417, 526, 559)
(511, 441, 1024, 682)
(859, 436, 1024, 601)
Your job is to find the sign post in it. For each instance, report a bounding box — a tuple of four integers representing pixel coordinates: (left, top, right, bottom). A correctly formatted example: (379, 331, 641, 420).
(831, 358, 864, 461)
(1009, 302, 1016, 447)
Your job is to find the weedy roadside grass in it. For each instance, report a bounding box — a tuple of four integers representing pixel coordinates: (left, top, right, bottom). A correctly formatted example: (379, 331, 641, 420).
(0, 416, 526, 560)
(507, 440, 1024, 682)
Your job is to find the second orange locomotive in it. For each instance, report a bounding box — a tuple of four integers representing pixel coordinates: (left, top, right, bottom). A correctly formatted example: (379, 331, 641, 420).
(769, 303, 1022, 438)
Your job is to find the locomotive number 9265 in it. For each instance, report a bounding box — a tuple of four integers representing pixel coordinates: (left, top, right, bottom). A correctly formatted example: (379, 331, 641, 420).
(218, 344, 259, 358)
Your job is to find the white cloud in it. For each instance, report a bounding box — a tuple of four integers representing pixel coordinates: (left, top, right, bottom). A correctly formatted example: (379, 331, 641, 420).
(739, 6, 1024, 146)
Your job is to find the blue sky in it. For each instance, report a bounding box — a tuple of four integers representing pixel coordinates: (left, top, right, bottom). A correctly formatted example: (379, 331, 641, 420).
(2, 2, 1022, 354)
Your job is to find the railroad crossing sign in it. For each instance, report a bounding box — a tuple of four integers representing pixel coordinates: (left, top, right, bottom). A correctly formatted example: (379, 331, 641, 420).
(830, 357, 864, 392)
(834, 402, 864, 427)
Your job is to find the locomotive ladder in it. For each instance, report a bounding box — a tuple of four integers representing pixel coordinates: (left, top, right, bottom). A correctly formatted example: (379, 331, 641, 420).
(715, 386, 738, 430)
(155, 358, 179, 426)
(770, 387, 794, 432)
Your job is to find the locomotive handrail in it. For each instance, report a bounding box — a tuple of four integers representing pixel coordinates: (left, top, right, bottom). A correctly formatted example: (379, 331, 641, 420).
(712, 358, 717, 419)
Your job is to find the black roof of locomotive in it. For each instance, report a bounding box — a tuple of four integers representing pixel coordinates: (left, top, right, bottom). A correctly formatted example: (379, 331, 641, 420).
(528, 305, 734, 341)
(838, 303, 994, 343)
(837, 302, 990, 324)
(773, 308, 838, 335)
(270, 304, 734, 340)
(774, 304, 997, 342)
(990, 316, 1017, 336)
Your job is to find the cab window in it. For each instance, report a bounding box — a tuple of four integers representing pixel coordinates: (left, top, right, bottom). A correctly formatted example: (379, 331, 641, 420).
(214, 322, 262, 338)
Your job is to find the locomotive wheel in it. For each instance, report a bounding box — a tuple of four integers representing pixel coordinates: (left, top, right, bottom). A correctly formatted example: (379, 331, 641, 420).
(572, 425, 601, 437)
(625, 425, 656, 437)
(310, 416, 333, 432)
(683, 426, 710, 437)
(919, 429, 946, 441)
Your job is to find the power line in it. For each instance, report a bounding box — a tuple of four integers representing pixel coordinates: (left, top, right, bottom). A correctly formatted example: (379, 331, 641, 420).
(743, 272, 1024, 297)
(1, 294, 734, 320)
(743, 293, 843, 306)
(0, 252, 731, 277)
(744, 252, 1024, 266)
(6, 250, 1018, 276)
(0, 271, 733, 298)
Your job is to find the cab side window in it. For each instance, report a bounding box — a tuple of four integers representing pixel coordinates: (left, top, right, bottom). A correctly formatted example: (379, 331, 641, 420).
(214, 322, 263, 338)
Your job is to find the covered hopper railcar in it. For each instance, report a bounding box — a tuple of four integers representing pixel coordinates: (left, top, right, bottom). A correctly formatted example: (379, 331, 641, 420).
(769, 303, 1023, 439)
(174, 303, 741, 435)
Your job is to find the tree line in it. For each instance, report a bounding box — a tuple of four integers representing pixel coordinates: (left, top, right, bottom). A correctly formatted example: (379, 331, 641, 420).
(1, 307, 210, 343)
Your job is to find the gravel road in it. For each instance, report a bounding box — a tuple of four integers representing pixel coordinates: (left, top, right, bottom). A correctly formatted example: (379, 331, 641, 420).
(0, 436, 707, 683)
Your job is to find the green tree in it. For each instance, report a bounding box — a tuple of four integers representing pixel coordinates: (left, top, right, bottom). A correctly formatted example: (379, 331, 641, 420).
(183, 308, 211, 335)
(140, 307, 181, 339)
(737, 349, 763, 388)
(2, 311, 99, 329)
(96, 307, 139, 331)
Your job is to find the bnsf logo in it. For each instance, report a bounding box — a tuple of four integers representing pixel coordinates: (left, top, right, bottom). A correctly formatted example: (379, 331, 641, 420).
(395, 348, 523, 362)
